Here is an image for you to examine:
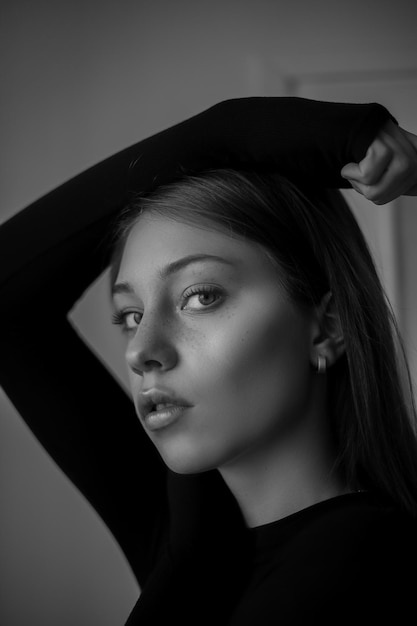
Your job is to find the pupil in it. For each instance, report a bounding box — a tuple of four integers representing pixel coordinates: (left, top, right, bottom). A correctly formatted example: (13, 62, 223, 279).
(199, 293, 213, 305)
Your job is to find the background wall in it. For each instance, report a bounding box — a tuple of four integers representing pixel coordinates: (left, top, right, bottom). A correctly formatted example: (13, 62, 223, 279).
(1, 1, 417, 624)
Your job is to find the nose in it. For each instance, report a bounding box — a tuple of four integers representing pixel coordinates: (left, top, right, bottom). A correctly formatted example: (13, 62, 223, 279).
(125, 312, 178, 376)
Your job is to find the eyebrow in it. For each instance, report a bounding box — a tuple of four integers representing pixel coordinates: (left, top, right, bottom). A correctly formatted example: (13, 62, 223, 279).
(111, 253, 236, 296)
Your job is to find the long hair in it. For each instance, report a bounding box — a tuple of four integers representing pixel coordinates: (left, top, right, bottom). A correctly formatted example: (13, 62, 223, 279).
(111, 168, 417, 517)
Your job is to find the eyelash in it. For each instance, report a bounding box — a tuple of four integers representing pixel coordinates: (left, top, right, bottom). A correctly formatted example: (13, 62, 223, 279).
(111, 309, 142, 332)
(111, 285, 223, 332)
(181, 284, 222, 309)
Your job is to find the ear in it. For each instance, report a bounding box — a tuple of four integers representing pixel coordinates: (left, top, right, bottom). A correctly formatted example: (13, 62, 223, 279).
(310, 291, 345, 369)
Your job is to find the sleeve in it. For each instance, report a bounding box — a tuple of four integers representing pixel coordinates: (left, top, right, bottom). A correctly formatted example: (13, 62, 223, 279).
(0, 96, 395, 586)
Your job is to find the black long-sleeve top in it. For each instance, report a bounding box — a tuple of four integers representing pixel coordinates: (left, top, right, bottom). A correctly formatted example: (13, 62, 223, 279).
(1, 97, 416, 624)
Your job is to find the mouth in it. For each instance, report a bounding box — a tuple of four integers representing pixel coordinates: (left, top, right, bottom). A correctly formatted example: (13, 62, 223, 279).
(144, 404, 191, 431)
(138, 389, 193, 432)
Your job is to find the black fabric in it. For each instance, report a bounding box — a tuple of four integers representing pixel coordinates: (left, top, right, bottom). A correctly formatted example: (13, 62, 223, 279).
(0, 97, 409, 624)
(0, 97, 395, 296)
(228, 492, 417, 624)
(125, 490, 417, 625)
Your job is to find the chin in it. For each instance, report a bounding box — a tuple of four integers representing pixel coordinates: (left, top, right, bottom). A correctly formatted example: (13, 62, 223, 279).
(156, 439, 222, 475)
(162, 452, 217, 475)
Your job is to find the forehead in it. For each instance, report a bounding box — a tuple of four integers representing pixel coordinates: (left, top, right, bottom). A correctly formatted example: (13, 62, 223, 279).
(117, 213, 278, 282)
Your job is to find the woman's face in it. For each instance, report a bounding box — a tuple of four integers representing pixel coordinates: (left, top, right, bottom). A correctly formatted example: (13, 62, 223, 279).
(112, 213, 321, 474)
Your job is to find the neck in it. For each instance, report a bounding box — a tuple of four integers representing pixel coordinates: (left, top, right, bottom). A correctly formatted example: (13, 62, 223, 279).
(218, 410, 347, 528)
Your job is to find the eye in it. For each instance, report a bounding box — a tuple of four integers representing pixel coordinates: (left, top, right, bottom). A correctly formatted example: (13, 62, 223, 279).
(181, 285, 223, 311)
(112, 310, 143, 332)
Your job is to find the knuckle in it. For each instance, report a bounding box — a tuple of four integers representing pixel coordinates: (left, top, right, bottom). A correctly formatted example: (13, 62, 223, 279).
(396, 154, 409, 173)
(394, 150, 417, 177)
(378, 142, 392, 159)
(370, 140, 392, 165)
(362, 185, 379, 202)
(361, 171, 378, 185)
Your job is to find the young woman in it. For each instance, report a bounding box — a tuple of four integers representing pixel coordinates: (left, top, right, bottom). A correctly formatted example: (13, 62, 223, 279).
(1, 97, 417, 624)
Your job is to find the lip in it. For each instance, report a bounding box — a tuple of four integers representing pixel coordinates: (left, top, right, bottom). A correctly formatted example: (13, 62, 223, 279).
(144, 405, 191, 431)
(138, 388, 193, 431)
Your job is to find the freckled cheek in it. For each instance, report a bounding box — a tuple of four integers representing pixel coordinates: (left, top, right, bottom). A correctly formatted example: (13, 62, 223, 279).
(186, 307, 309, 412)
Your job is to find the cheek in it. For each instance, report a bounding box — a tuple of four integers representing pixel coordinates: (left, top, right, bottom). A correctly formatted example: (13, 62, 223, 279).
(191, 301, 312, 422)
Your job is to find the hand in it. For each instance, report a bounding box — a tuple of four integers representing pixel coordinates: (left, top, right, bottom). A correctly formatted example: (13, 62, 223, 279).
(341, 119, 417, 205)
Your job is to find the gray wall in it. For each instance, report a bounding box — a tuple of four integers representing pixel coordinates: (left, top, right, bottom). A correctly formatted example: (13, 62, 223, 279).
(1, 1, 417, 624)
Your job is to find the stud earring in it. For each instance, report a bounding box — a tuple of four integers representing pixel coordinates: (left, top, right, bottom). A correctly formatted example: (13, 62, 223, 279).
(316, 354, 327, 374)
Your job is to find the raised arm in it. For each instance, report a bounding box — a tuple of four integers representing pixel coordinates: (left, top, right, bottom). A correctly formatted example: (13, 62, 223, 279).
(0, 214, 169, 586)
(0, 96, 398, 586)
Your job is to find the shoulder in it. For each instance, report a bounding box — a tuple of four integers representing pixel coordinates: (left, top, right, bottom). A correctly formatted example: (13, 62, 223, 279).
(231, 493, 416, 625)
(319, 493, 417, 621)
(301, 491, 417, 565)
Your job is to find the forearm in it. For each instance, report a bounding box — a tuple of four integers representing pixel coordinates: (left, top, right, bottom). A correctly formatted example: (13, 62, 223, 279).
(0, 97, 394, 314)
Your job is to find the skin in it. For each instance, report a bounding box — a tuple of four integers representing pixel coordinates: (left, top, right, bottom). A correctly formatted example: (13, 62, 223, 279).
(341, 121, 417, 204)
(113, 213, 347, 526)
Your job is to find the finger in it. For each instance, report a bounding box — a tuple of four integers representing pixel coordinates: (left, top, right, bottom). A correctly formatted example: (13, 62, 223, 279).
(398, 128, 417, 195)
(345, 165, 417, 204)
(399, 127, 417, 152)
(346, 180, 392, 204)
(342, 120, 414, 184)
(342, 122, 417, 203)
(369, 128, 417, 199)
(341, 138, 392, 184)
